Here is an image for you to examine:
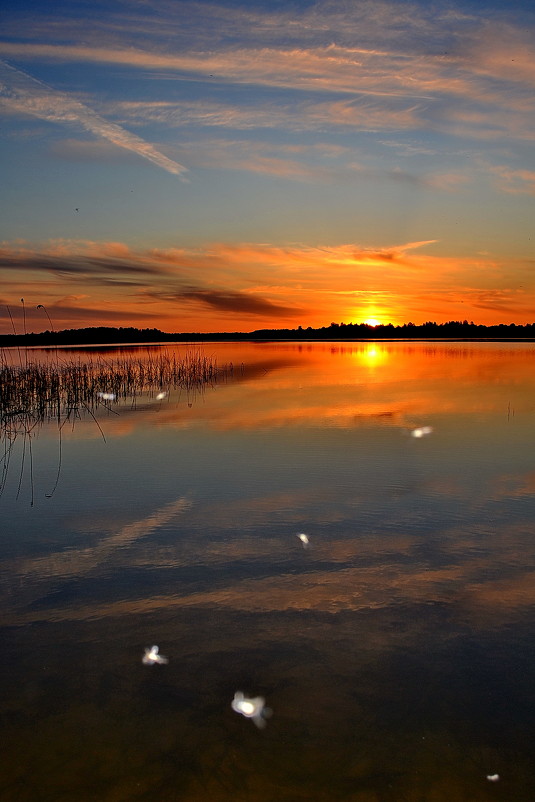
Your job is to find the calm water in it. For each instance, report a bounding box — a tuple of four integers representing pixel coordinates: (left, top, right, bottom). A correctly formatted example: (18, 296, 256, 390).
(2, 340, 535, 801)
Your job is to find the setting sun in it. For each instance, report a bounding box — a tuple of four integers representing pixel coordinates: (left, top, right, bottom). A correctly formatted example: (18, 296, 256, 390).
(364, 318, 381, 327)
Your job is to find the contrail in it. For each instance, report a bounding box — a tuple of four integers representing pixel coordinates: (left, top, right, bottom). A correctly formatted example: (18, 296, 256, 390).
(0, 60, 188, 177)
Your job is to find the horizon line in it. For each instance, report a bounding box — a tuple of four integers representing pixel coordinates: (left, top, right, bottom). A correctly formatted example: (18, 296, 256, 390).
(2, 319, 535, 342)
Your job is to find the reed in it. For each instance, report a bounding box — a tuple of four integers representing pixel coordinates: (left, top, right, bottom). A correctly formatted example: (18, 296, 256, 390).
(1, 347, 228, 502)
(0, 348, 225, 429)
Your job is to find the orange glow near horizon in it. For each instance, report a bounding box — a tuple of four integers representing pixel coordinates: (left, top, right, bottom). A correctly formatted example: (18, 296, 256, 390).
(1, 238, 534, 335)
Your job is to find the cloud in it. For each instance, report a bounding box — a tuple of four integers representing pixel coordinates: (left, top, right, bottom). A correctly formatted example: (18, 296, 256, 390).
(0, 239, 306, 321)
(424, 172, 470, 191)
(387, 167, 470, 191)
(0, 298, 161, 328)
(461, 23, 535, 88)
(148, 287, 303, 317)
(47, 137, 143, 163)
(0, 256, 151, 279)
(159, 137, 472, 188)
(0, 0, 480, 58)
(1, 27, 532, 111)
(470, 288, 535, 316)
(0, 60, 188, 176)
(0, 41, 434, 99)
(2, 2, 534, 161)
(0, 240, 173, 278)
(0, 238, 446, 303)
(489, 165, 535, 195)
(435, 104, 535, 142)
(167, 138, 347, 182)
(1, 237, 533, 332)
(113, 95, 424, 134)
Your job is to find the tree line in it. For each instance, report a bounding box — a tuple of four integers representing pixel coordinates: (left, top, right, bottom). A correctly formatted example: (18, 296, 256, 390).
(1, 320, 535, 347)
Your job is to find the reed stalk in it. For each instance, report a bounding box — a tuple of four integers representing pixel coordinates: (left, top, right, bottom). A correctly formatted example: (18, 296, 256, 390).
(0, 348, 224, 430)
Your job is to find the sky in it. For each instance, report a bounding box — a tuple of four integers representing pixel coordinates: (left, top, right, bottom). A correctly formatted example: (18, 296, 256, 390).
(0, 0, 534, 334)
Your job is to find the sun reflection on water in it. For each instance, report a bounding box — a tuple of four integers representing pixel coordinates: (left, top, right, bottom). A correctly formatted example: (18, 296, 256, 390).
(355, 343, 389, 369)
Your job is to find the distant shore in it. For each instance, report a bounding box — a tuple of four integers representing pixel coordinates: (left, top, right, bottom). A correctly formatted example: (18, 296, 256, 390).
(2, 321, 535, 348)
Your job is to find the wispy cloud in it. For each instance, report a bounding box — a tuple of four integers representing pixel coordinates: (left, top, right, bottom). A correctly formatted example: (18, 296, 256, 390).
(0, 42, 434, 99)
(489, 166, 535, 195)
(113, 96, 423, 134)
(0, 300, 159, 330)
(386, 167, 470, 191)
(0, 40, 476, 104)
(0, 60, 188, 176)
(47, 137, 143, 163)
(147, 287, 303, 317)
(0, 240, 171, 277)
(2, 30, 532, 158)
(470, 288, 535, 315)
(1, 0, 534, 204)
(1, 23, 533, 108)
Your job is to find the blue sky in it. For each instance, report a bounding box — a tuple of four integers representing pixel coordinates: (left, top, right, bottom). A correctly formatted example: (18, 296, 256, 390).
(1, 0, 534, 332)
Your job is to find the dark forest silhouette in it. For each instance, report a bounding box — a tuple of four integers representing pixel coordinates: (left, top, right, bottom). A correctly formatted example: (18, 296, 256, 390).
(1, 320, 535, 346)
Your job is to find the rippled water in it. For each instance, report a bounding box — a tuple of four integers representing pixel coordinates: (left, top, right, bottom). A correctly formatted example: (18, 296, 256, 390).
(2, 340, 535, 800)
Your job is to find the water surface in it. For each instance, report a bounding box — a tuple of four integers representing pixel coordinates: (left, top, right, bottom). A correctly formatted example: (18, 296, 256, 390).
(2, 341, 535, 800)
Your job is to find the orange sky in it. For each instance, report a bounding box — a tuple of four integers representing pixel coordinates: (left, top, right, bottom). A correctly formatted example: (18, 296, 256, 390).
(1, 237, 534, 334)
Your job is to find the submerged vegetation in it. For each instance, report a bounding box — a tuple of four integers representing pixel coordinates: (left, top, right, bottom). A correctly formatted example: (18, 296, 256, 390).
(0, 348, 222, 426)
(0, 348, 227, 503)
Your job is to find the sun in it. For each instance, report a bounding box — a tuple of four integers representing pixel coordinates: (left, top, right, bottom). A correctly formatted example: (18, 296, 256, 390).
(364, 317, 381, 327)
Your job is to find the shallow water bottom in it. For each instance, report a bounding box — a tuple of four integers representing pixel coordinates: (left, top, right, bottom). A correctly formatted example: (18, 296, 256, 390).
(2, 601, 534, 802)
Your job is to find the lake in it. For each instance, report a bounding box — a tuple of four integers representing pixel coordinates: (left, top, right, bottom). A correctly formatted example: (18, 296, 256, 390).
(1, 340, 535, 801)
